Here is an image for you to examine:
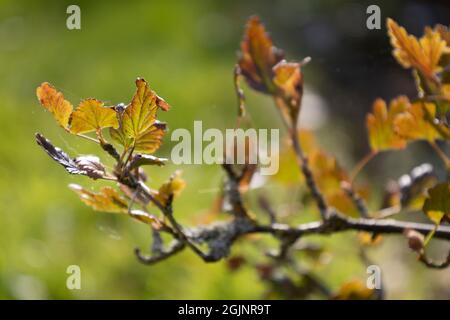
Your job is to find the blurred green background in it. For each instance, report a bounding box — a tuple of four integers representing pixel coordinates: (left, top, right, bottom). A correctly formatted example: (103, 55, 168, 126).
(0, 0, 449, 299)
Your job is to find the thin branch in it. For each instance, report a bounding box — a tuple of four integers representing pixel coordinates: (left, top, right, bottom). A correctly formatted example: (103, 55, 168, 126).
(290, 130, 328, 219)
(258, 194, 277, 224)
(429, 141, 450, 169)
(350, 151, 377, 183)
(252, 211, 450, 241)
(135, 240, 185, 265)
(419, 248, 450, 269)
(341, 181, 370, 218)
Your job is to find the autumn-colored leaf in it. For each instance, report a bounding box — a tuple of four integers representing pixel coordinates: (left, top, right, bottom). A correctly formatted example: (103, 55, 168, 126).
(69, 184, 128, 213)
(358, 232, 383, 246)
(366, 97, 408, 152)
(387, 18, 449, 79)
(309, 150, 348, 193)
(70, 184, 163, 227)
(433, 25, 450, 84)
(154, 170, 186, 207)
(69, 99, 119, 134)
(275, 130, 367, 217)
(423, 183, 450, 224)
(274, 130, 317, 185)
(122, 78, 169, 139)
(111, 79, 168, 154)
(273, 61, 303, 128)
(433, 24, 450, 45)
(133, 121, 167, 153)
(238, 16, 284, 93)
(36, 82, 73, 128)
(333, 279, 376, 300)
(128, 209, 163, 229)
(394, 101, 450, 142)
(110, 120, 166, 153)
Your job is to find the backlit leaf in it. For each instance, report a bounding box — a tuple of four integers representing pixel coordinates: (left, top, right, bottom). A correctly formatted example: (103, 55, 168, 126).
(133, 121, 167, 153)
(69, 184, 128, 213)
(238, 16, 284, 93)
(387, 18, 449, 79)
(122, 78, 169, 139)
(36, 82, 73, 128)
(366, 97, 408, 152)
(274, 130, 366, 216)
(69, 99, 119, 134)
(111, 79, 169, 154)
(273, 60, 303, 128)
(423, 183, 450, 224)
(394, 101, 450, 142)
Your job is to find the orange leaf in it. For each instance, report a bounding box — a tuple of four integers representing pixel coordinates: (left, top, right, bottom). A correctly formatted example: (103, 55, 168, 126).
(387, 18, 449, 79)
(394, 101, 450, 142)
(273, 61, 303, 128)
(238, 16, 284, 93)
(69, 184, 128, 213)
(333, 279, 376, 300)
(36, 82, 73, 128)
(366, 97, 408, 152)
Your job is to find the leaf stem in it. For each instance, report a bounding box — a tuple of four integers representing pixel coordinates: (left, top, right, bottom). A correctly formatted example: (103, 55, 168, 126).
(429, 141, 450, 169)
(350, 150, 377, 183)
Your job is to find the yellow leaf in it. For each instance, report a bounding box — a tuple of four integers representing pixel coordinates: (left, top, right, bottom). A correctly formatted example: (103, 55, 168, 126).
(69, 99, 119, 134)
(134, 121, 167, 153)
(387, 18, 449, 79)
(274, 130, 317, 185)
(275, 130, 366, 216)
(423, 183, 450, 224)
(122, 78, 169, 139)
(154, 171, 186, 207)
(333, 279, 376, 300)
(111, 79, 169, 154)
(69, 184, 128, 213)
(273, 61, 303, 128)
(442, 84, 450, 101)
(358, 232, 383, 246)
(394, 101, 450, 142)
(366, 97, 408, 152)
(433, 24, 450, 45)
(109, 126, 133, 150)
(111, 121, 166, 154)
(238, 15, 284, 93)
(36, 82, 73, 128)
